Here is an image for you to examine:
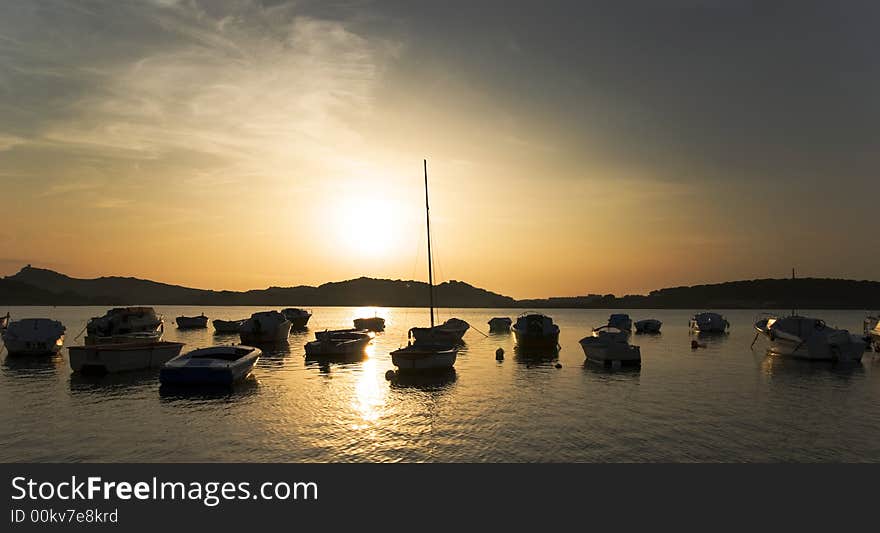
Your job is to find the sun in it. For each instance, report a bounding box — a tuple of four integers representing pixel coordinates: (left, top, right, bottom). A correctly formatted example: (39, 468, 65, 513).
(334, 195, 397, 257)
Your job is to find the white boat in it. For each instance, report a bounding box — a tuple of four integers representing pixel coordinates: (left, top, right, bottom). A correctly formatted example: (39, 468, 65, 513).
(488, 317, 512, 332)
(864, 314, 879, 350)
(353, 316, 386, 331)
(634, 319, 662, 334)
(305, 329, 372, 357)
(160, 345, 261, 385)
(280, 308, 312, 329)
(85, 307, 164, 345)
(391, 160, 459, 372)
(240, 311, 291, 344)
(607, 313, 633, 332)
(753, 314, 865, 362)
(409, 317, 470, 344)
(0, 312, 9, 330)
(176, 314, 208, 329)
(579, 326, 641, 367)
(689, 312, 729, 333)
(68, 341, 184, 373)
(2, 318, 65, 356)
(213, 319, 245, 334)
(512, 313, 560, 349)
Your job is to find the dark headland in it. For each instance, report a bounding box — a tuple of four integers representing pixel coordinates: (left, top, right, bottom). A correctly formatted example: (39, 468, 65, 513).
(1, 265, 879, 309)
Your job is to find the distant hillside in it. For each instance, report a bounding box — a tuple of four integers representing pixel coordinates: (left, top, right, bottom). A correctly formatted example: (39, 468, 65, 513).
(2, 266, 879, 309)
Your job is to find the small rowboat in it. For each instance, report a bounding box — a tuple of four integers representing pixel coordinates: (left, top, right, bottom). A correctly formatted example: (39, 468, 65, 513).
(160, 345, 261, 385)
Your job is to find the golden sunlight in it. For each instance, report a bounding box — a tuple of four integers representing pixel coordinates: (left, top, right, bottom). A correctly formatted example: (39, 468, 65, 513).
(333, 195, 398, 258)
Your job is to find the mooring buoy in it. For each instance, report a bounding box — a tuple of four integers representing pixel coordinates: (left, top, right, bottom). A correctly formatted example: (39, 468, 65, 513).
(384, 370, 396, 381)
(496, 347, 504, 360)
(555, 363, 562, 369)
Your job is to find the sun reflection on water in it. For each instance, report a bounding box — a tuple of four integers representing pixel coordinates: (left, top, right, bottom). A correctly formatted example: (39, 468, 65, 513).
(351, 353, 387, 429)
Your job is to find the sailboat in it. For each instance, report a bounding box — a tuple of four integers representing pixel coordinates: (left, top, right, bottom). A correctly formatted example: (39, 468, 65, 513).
(390, 160, 459, 372)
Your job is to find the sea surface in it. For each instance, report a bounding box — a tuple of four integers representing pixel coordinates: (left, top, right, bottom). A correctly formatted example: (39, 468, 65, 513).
(1, 306, 878, 462)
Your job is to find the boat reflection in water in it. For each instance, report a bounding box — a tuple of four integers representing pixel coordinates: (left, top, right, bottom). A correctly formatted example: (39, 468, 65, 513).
(389, 368, 457, 390)
(513, 345, 560, 367)
(759, 353, 864, 380)
(2, 353, 63, 377)
(69, 369, 157, 394)
(159, 374, 259, 402)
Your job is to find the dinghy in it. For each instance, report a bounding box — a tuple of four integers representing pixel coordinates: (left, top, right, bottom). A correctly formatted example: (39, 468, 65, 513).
(353, 316, 386, 332)
(634, 319, 662, 334)
(176, 314, 208, 329)
(753, 314, 865, 362)
(2, 318, 65, 356)
(213, 319, 245, 334)
(239, 311, 291, 344)
(85, 307, 164, 345)
(512, 313, 560, 349)
(305, 329, 372, 357)
(689, 312, 729, 333)
(69, 341, 184, 373)
(391, 160, 459, 373)
(280, 308, 312, 329)
(580, 326, 641, 367)
(488, 317, 512, 332)
(160, 345, 261, 385)
(408, 317, 470, 344)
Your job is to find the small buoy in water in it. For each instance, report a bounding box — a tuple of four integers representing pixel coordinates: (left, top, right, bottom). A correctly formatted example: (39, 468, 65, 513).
(691, 340, 699, 349)
(555, 363, 562, 369)
(384, 370, 396, 381)
(496, 347, 504, 360)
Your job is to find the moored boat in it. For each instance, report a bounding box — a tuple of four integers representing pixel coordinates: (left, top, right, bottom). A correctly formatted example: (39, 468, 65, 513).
(488, 317, 512, 332)
(580, 326, 641, 367)
(305, 329, 372, 357)
(607, 313, 633, 332)
(213, 319, 245, 334)
(634, 319, 662, 334)
(391, 160, 459, 373)
(85, 307, 164, 345)
(160, 345, 261, 385)
(69, 341, 184, 373)
(864, 314, 879, 350)
(353, 316, 385, 332)
(2, 318, 65, 356)
(689, 312, 729, 333)
(240, 311, 291, 344)
(176, 314, 208, 329)
(512, 313, 560, 349)
(409, 317, 469, 344)
(281, 308, 312, 329)
(753, 314, 865, 362)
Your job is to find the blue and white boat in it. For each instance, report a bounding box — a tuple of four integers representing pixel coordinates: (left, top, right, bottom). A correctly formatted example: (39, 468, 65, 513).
(160, 345, 261, 385)
(607, 313, 633, 332)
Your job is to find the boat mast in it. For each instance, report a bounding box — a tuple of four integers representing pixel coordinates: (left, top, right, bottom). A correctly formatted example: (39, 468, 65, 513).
(424, 159, 435, 328)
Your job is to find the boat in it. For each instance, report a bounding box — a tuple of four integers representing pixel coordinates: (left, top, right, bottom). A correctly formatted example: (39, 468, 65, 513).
(512, 313, 560, 349)
(84, 307, 164, 345)
(68, 341, 184, 373)
(213, 319, 245, 334)
(353, 316, 385, 332)
(1, 318, 65, 356)
(0, 312, 9, 330)
(305, 329, 372, 357)
(607, 313, 633, 332)
(689, 312, 729, 333)
(390, 160, 459, 372)
(753, 314, 865, 362)
(239, 311, 291, 344)
(579, 326, 641, 367)
(488, 317, 512, 332)
(160, 345, 261, 385)
(634, 319, 662, 334)
(409, 317, 470, 344)
(176, 314, 208, 329)
(280, 308, 312, 329)
(864, 314, 879, 350)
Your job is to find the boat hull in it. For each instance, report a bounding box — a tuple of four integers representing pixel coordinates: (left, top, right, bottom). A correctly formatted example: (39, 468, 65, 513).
(391, 345, 457, 371)
(488, 318, 512, 332)
(69, 341, 184, 373)
(580, 339, 641, 367)
(3, 335, 64, 356)
(634, 320, 662, 334)
(240, 322, 292, 344)
(85, 329, 162, 346)
(304, 336, 371, 357)
(176, 316, 208, 329)
(512, 328, 559, 349)
(160, 346, 260, 385)
(212, 319, 244, 334)
(353, 317, 385, 331)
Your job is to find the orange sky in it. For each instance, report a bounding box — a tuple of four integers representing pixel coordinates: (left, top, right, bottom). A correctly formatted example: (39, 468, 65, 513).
(1, 1, 878, 299)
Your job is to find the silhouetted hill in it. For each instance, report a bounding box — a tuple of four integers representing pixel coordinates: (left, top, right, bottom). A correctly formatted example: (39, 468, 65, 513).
(3, 266, 880, 309)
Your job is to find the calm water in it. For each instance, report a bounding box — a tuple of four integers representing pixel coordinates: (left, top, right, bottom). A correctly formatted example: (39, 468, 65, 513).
(1, 306, 878, 462)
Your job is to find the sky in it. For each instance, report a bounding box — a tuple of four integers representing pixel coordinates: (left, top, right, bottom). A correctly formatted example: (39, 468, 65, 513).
(1, 0, 878, 299)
